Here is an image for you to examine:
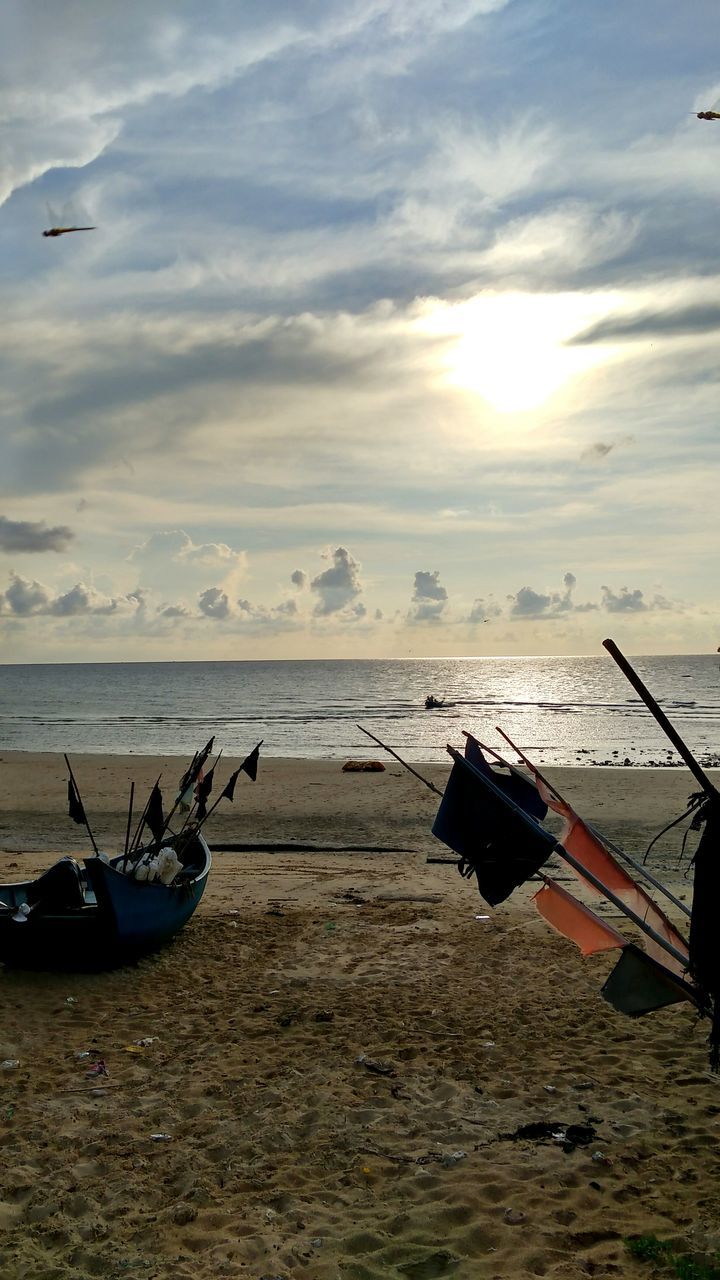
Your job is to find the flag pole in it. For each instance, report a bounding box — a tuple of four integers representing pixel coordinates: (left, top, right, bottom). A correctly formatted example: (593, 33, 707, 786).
(177, 742, 262, 855)
(483, 729, 691, 920)
(357, 725, 444, 797)
(175, 748, 224, 843)
(194, 761, 243, 829)
(122, 781, 135, 870)
(64, 754, 99, 854)
(158, 739, 216, 845)
(603, 638, 719, 800)
(128, 774, 162, 857)
(449, 746, 690, 973)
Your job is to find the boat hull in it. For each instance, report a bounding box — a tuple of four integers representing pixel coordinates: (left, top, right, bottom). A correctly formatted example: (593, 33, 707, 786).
(0, 837, 211, 970)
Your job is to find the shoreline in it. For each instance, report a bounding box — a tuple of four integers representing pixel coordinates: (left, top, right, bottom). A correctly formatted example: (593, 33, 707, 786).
(0, 751, 714, 881)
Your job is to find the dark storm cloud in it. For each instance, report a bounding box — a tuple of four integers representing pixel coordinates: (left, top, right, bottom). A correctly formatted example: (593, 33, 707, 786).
(0, 516, 74, 553)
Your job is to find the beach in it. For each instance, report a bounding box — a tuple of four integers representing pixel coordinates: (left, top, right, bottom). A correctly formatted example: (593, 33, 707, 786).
(0, 754, 719, 1280)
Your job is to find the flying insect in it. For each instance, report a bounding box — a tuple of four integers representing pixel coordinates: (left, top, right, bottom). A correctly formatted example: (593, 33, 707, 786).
(42, 226, 96, 237)
(696, 97, 720, 120)
(42, 201, 96, 238)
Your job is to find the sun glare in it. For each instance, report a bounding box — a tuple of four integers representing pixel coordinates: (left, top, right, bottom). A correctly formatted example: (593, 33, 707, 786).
(419, 292, 619, 414)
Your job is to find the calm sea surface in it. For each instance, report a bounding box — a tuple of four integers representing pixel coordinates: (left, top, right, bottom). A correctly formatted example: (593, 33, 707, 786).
(0, 655, 718, 767)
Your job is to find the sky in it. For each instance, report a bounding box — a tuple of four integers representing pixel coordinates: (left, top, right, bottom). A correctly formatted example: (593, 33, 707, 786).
(1, 0, 719, 662)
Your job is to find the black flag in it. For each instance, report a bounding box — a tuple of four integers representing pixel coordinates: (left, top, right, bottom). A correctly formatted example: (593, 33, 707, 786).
(67, 778, 86, 826)
(220, 767, 242, 804)
(146, 782, 165, 844)
(195, 766, 215, 821)
(177, 737, 215, 797)
(240, 740, 263, 783)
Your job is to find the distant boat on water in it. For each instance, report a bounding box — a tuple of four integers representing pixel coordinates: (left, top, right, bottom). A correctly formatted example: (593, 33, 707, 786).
(425, 694, 446, 709)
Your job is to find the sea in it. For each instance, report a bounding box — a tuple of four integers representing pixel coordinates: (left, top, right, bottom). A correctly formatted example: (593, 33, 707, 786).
(0, 654, 718, 768)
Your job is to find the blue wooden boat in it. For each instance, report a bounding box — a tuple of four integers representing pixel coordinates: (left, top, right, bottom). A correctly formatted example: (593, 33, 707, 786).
(0, 833, 211, 969)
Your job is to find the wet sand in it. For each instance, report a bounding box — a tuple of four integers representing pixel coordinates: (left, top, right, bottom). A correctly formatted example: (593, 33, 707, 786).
(0, 754, 718, 1280)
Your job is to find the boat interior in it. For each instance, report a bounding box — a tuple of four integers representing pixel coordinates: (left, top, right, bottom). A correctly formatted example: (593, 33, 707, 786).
(0, 832, 209, 914)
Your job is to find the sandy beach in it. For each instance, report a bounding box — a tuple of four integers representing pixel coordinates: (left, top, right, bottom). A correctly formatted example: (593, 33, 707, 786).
(0, 753, 718, 1280)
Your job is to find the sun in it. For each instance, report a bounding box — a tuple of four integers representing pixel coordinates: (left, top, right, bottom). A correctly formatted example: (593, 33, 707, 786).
(419, 291, 618, 414)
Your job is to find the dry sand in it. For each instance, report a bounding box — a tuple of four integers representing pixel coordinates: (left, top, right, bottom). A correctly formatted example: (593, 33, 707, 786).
(0, 753, 718, 1280)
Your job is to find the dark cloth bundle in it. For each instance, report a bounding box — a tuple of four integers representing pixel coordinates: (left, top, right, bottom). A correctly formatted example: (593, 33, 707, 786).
(432, 755, 556, 905)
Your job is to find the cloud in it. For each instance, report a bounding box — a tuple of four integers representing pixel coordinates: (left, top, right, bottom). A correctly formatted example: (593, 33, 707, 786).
(510, 586, 555, 619)
(310, 546, 363, 616)
(469, 596, 501, 623)
(477, 203, 640, 285)
(291, 569, 307, 589)
(572, 303, 720, 346)
(0, 572, 133, 616)
(509, 573, 597, 619)
(159, 603, 192, 618)
(600, 585, 674, 614)
(197, 586, 231, 619)
(580, 437, 634, 462)
(234, 597, 303, 632)
(409, 569, 448, 623)
(130, 529, 245, 571)
(0, 516, 74, 553)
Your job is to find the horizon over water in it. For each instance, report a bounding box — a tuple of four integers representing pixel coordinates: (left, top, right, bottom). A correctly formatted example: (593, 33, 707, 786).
(0, 654, 718, 767)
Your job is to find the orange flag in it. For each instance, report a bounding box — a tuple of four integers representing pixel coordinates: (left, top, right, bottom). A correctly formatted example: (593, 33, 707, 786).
(534, 881, 627, 956)
(532, 773, 688, 974)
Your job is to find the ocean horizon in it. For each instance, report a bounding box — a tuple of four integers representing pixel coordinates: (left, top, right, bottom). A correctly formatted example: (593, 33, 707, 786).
(0, 653, 718, 768)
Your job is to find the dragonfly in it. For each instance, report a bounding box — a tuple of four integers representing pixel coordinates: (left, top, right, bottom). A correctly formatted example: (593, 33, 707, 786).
(696, 97, 720, 121)
(42, 201, 96, 238)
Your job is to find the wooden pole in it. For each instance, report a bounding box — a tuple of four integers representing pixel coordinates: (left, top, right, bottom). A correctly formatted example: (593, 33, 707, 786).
(122, 781, 135, 868)
(357, 725, 444, 797)
(128, 774, 162, 857)
(603, 638, 718, 800)
(64, 754, 99, 854)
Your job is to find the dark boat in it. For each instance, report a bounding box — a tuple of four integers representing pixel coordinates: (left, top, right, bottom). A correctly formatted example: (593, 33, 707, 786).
(0, 832, 211, 969)
(425, 695, 445, 709)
